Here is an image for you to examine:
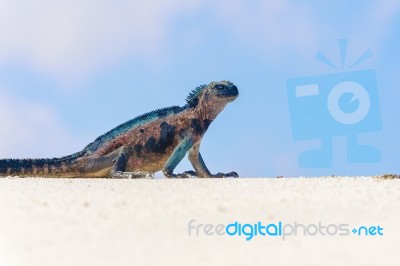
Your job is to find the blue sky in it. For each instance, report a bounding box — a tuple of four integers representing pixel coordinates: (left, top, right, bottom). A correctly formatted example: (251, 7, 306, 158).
(0, 0, 399, 177)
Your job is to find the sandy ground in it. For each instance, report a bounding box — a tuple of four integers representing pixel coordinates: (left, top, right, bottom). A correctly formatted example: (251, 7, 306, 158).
(0, 177, 399, 266)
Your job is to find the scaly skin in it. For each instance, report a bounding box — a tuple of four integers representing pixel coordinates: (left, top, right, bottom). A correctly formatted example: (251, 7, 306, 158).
(0, 81, 239, 178)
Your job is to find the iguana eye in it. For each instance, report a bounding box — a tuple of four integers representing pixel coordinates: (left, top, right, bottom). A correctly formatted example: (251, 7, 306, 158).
(215, 85, 224, 90)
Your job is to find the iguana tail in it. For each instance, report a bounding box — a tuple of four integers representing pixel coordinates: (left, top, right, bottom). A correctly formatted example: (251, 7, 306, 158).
(0, 157, 79, 178)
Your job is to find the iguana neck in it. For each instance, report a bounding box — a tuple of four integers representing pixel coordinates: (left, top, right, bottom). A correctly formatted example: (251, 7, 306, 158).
(194, 99, 227, 122)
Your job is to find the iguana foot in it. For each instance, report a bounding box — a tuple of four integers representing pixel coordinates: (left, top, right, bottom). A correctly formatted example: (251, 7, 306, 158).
(163, 170, 238, 178)
(111, 171, 153, 179)
(211, 171, 239, 178)
(163, 170, 197, 178)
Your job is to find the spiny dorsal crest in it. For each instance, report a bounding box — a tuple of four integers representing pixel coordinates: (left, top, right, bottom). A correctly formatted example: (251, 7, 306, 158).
(186, 84, 207, 107)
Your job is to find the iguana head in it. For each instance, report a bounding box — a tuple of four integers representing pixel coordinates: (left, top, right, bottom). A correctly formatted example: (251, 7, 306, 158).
(186, 81, 238, 119)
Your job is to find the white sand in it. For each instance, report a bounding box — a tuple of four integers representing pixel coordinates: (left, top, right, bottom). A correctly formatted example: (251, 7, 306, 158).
(0, 177, 399, 266)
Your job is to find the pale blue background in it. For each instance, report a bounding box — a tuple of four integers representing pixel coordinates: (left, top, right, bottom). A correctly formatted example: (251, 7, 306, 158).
(0, 0, 399, 177)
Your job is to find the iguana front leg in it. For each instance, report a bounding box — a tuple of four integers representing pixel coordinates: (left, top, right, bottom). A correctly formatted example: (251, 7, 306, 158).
(188, 143, 238, 178)
(162, 137, 196, 178)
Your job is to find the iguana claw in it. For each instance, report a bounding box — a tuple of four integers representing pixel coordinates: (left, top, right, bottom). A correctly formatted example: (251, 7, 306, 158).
(213, 171, 239, 178)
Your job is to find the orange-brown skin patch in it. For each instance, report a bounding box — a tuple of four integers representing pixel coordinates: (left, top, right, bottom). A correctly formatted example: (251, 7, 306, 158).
(92, 109, 203, 173)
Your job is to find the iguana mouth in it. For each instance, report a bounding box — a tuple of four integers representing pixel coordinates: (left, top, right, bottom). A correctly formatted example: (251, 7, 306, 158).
(217, 84, 239, 100)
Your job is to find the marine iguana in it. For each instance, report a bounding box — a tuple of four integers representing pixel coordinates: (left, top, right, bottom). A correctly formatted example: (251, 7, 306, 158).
(0, 81, 239, 178)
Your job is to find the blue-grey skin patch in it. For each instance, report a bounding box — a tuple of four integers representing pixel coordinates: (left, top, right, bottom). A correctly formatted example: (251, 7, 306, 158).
(163, 137, 194, 174)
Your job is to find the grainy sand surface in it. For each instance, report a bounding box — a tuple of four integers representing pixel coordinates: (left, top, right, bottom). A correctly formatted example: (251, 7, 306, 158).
(0, 177, 399, 266)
